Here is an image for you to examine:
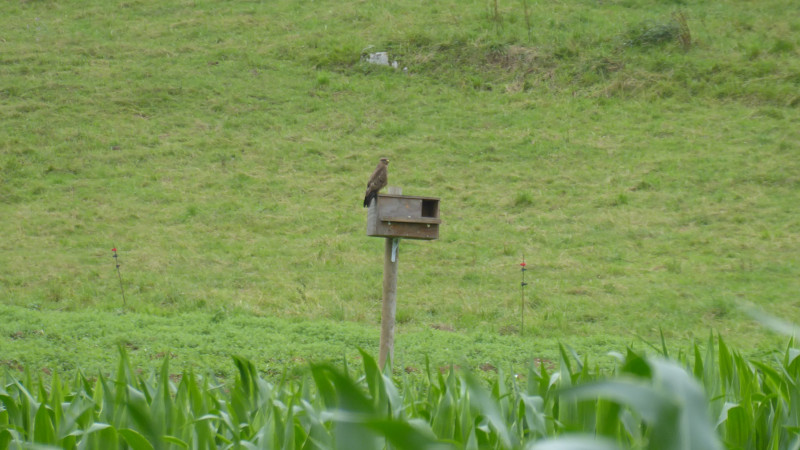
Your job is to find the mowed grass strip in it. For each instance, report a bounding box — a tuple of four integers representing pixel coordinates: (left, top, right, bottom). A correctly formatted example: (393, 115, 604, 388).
(0, 303, 586, 378)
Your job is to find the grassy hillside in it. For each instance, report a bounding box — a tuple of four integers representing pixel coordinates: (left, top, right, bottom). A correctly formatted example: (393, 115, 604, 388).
(1, 0, 799, 375)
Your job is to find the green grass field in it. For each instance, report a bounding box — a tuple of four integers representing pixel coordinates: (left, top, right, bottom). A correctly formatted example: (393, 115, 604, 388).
(1, 0, 800, 377)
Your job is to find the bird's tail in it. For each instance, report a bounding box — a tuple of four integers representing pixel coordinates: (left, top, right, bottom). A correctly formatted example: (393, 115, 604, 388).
(363, 192, 377, 208)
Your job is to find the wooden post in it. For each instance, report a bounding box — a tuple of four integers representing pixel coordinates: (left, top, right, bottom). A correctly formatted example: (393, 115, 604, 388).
(379, 186, 401, 369)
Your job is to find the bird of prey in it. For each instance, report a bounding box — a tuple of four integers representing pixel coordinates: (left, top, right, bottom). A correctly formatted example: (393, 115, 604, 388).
(363, 157, 389, 208)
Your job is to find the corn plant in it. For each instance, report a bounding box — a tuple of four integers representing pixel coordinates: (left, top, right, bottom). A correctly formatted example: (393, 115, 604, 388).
(2, 338, 800, 449)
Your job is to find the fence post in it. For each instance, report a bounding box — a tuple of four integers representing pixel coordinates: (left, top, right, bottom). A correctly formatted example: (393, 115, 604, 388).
(379, 186, 402, 368)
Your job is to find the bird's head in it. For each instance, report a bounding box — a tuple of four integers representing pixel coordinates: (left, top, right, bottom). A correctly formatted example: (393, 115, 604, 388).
(380, 157, 389, 165)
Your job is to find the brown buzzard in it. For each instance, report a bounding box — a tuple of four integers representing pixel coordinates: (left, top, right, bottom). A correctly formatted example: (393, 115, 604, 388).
(363, 157, 389, 207)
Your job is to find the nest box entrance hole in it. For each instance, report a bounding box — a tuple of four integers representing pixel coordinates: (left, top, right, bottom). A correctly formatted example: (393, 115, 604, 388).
(421, 199, 438, 219)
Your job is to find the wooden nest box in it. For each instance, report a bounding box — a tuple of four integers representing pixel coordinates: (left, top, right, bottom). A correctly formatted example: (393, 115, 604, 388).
(367, 194, 441, 240)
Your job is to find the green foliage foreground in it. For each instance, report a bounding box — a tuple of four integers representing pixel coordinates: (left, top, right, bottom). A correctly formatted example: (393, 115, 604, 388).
(3, 337, 800, 449)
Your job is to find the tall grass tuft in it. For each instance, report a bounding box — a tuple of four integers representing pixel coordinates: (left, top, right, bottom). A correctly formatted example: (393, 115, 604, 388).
(672, 11, 692, 51)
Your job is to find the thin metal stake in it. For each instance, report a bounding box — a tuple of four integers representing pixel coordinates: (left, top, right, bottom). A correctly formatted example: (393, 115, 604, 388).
(113, 246, 127, 307)
(520, 255, 527, 336)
